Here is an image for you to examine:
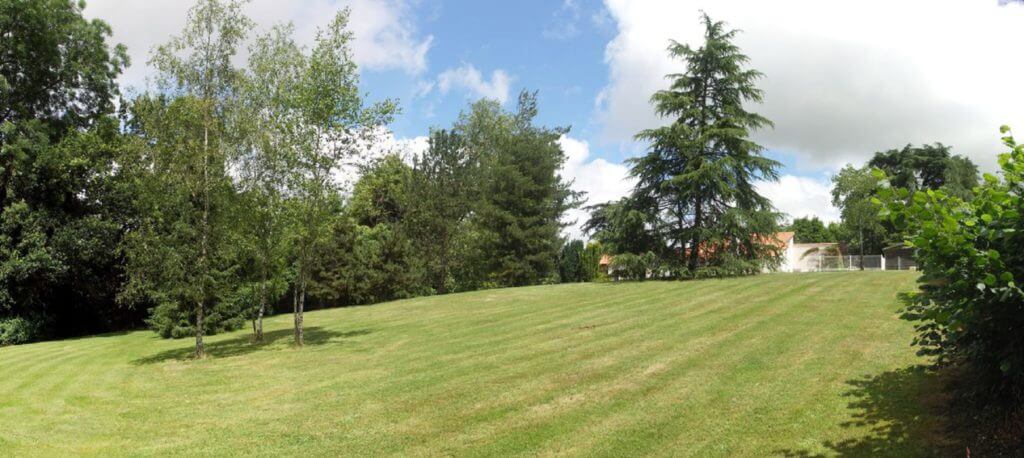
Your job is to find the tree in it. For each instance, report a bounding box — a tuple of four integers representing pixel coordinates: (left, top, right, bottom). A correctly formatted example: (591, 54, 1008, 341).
(234, 24, 303, 341)
(125, 0, 252, 357)
(628, 14, 781, 274)
(583, 197, 663, 256)
(831, 165, 884, 267)
(406, 129, 478, 294)
(581, 241, 603, 282)
(558, 240, 585, 283)
(0, 0, 134, 343)
(867, 143, 978, 199)
(785, 216, 835, 243)
(288, 9, 396, 345)
(462, 91, 580, 287)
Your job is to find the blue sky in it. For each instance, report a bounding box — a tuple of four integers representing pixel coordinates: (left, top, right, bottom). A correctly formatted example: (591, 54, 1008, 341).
(368, 0, 615, 148)
(85, 0, 1024, 236)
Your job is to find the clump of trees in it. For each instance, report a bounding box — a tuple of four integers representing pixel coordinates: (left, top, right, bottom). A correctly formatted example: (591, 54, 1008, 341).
(0, 0, 580, 348)
(879, 127, 1024, 405)
(586, 14, 783, 278)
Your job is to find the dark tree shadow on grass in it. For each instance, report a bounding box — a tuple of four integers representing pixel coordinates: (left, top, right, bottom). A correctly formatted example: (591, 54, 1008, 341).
(131, 327, 372, 365)
(776, 365, 959, 457)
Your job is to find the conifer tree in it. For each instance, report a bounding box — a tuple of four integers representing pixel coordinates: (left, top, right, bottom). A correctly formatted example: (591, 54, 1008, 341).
(629, 14, 781, 273)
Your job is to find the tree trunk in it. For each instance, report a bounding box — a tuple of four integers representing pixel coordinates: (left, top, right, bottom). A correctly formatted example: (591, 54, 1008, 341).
(689, 198, 703, 272)
(295, 275, 305, 346)
(195, 299, 205, 358)
(859, 226, 865, 271)
(196, 123, 210, 358)
(255, 265, 267, 341)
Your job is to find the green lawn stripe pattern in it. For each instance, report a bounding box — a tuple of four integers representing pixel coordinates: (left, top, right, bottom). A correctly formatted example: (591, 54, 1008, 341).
(0, 272, 938, 456)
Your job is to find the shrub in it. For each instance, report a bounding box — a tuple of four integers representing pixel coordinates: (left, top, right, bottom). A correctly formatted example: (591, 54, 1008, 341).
(878, 126, 1024, 402)
(0, 316, 44, 346)
(610, 252, 656, 281)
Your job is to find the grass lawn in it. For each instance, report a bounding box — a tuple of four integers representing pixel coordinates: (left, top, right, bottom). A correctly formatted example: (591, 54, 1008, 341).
(0, 272, 952, 456)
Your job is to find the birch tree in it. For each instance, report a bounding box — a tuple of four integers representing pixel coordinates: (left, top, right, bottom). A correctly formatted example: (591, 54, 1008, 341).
(234, 24, 302, 341)
(290, 10, 395, 345)
(127, 0, 251, 357)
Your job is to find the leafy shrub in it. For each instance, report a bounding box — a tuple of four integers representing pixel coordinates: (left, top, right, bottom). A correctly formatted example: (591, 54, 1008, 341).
(878, 126, 1024, 401)
(610, 252, 657, 281)
(0, 316, 44, 346)
(689, 254, 765, 279)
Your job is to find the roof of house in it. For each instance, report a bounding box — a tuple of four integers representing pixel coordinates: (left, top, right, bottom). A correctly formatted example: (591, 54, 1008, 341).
(599, 254, 612, 266)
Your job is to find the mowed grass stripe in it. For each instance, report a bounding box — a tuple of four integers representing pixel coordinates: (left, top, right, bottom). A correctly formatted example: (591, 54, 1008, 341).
(465, 276, 824, 455)
(0, 272, 927, 456)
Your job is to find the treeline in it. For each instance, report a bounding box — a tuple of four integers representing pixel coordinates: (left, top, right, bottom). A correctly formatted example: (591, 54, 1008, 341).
(0, 0, 579, 349)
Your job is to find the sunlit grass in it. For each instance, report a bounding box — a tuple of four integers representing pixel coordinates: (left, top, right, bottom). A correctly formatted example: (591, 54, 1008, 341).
(0, 272, 947, 456)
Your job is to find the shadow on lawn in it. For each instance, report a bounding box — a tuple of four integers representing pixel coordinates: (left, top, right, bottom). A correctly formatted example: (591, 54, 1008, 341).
(131, 327, 372, 365)
(776, 365, 957, 457)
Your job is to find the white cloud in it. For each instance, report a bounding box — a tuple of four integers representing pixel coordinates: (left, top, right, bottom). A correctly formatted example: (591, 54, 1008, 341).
(436, 64, 513, 104)
(756, 175, 840, 224)
(597, 0, 1024, 171)
(558, 136, 635, 239)
(83, 0, 433, 92)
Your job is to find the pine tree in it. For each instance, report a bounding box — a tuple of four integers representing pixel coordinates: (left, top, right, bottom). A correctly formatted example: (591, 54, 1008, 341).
(629, 13, 781, 274)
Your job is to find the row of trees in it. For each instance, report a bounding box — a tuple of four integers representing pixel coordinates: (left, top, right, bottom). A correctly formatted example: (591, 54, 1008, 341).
(0, 0, 579, 350)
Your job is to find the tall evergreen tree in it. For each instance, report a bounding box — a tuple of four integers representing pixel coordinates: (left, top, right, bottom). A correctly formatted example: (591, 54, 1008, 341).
(464, 91, 580, 287)
(629, 14, 781, 273)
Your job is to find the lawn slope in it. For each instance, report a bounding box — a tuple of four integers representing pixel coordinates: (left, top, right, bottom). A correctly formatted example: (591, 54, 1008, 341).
(0, 272, 947, 456)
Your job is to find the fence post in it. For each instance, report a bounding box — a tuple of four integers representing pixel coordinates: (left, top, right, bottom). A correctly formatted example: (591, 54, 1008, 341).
(881, 256, 886, 270)
(898, 257, 902, 270)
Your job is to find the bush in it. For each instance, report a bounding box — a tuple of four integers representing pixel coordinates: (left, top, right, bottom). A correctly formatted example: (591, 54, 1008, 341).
(610, 252, 656, 281)
(878, 126, 1024, 402)
(0, 316, 44, 346)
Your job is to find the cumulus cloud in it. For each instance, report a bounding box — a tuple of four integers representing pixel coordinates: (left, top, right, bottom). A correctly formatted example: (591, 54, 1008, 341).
(83, 0, 433, 91)
(558, 136, 635, 239)
(756, 175, 840, 224)
(436, 64, 513, 104)
(597, 0, 1024, 171)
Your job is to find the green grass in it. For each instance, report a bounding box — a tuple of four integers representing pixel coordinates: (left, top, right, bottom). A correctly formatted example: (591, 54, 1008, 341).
(0, 272, 951, 456)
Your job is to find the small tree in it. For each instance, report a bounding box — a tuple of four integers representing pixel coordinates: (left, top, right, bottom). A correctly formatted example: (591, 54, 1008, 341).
(831, 165, 885, 268)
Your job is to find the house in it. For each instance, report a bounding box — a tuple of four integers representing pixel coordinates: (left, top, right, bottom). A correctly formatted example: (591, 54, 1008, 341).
(773, 232, 841, 272)
(598, 254, 613, 276)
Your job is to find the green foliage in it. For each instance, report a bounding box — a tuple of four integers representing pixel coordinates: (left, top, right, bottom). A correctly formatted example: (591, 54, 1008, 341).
(463, 92, 580, 287)
(625, 14, 781, 275)
(868, 143, 978, 199)
(309, 216, 424, 306)
(0, 0, 136, 340)
(0, 316, 42, 346)
(831, 165, 886, 257)
(609, 252, 657, 281)
(558, 240, 586, 283)
(879, 127, 1024, 401)
(583, 197, 662, 255)
(785, 216, 836, 243)
(405, 129, 478, 294)
(581, 242, 603, 282)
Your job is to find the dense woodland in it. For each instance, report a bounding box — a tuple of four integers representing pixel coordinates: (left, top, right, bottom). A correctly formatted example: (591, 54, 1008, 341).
(2, 0, 1020, 428)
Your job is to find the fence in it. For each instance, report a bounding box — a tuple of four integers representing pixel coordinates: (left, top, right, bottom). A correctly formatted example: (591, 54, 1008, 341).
(808, 255, 916, 272)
